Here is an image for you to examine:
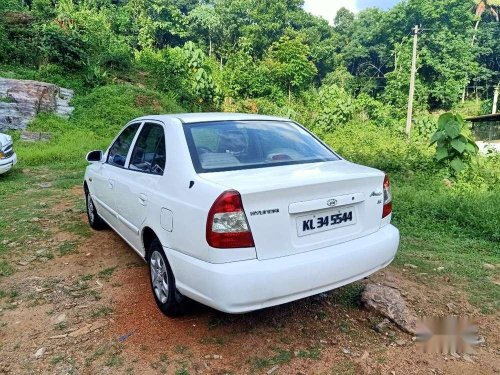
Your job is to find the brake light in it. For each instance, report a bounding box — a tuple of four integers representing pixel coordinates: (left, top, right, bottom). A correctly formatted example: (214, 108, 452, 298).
(206, 190, 255, 248)
(382, 174, 392, 218)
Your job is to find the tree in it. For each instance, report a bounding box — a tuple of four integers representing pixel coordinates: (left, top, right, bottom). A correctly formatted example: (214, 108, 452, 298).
(263, 34, 317, 102)
(188, 4, 221, 56)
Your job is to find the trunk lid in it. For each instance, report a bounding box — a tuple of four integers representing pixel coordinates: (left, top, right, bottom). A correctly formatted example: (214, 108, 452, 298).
(200, 160, 385, 260)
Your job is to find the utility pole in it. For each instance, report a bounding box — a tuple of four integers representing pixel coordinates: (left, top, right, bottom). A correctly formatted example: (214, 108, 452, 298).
(405, 25, 419, 138)
(493, 84, 499, 114)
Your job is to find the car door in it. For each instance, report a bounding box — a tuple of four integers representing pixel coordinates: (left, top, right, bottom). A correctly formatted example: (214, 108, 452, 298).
(91, 122, 142, 228)
(112, 122, 166, 252)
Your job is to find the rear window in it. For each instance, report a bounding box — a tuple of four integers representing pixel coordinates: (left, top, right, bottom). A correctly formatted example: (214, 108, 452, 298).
(184, 120, 339, 173)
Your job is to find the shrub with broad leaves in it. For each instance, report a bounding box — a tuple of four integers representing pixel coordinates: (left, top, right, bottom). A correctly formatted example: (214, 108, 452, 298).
(430, 112, 478, 174)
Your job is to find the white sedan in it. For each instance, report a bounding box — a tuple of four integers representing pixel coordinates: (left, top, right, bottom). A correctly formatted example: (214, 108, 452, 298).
(0, 133, 17, 175)
(84, 113, 399, 315)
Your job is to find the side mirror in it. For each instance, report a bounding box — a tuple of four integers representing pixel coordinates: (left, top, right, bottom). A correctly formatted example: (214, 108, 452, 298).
(86, 150, 103, 163)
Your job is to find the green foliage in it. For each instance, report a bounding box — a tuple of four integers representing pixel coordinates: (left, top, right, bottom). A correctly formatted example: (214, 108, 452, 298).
(183, 42, 221, 105)
(413, 114, 437, 141)
(38, 22, 90, 69)
(353, 93, 401, 127)
(14, 85, 184, 167)
(313, 84, 355, 131)
(134, 42, 220, 107)
(70, 85, 183, 134)
(84, 64, 108, 88)
(323, 121, 435, 173)
(430, 113, 479, 174)
(263, 34, 317, 99)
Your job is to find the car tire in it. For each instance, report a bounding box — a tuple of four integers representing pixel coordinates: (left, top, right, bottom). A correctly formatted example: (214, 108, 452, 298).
(147, 238, 186, 316)
(85, 188, 107, 230)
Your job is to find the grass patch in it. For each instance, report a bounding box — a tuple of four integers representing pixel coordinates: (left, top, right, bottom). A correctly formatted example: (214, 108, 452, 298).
(51, 355, 65, 365)
(91, 306, 113, 318)
(391, 172, 500, 313)
(58, 241, 78, 255)
(250, 348, 292, 369)
(98, 267, 116, 280)
(105, 354, 123, 367)
(297, 347, 321, 359)
(330, 360, 358, 375)
(329, 283, 364, 309)
(0, 261, 14, 278)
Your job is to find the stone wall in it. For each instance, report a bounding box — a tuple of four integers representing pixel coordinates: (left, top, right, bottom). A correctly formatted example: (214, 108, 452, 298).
(0, 78, 74, 131)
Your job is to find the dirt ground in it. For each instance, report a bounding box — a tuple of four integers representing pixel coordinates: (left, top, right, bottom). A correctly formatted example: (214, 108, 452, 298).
(0, 186, 498, 374)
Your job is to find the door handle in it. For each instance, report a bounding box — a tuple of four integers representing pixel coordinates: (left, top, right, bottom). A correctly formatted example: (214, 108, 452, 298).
(108, 180, 114, 189)
(138, 193, 148, 206)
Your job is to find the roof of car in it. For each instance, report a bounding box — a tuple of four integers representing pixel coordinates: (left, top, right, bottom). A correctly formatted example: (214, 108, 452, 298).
(133, 112, 291, 124)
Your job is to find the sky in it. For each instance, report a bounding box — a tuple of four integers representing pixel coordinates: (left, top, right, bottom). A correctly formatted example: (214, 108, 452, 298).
(303, 0, 399, 24)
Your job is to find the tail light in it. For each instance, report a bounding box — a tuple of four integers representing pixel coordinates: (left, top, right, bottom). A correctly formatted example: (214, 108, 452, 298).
(382, 174, 392, 218)
(206, 190, 255, 248)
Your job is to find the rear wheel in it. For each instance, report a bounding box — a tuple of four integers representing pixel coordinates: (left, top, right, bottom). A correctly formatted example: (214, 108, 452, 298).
(147, 238, 186, 316)
(85, 188, 107, 230)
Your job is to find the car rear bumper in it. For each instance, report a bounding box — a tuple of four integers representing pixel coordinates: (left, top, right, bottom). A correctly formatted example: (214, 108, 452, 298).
(166, 224, 399, 313)
(0, 153, 17, 175)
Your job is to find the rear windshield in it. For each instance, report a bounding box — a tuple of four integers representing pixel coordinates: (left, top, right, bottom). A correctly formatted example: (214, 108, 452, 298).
(184, 120, 339, 173)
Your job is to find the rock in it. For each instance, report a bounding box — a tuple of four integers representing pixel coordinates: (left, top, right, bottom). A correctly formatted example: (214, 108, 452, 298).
(49, 334, 68, 339)
(34, 347, 45, 359)
(51, 313, 66, 325)
(0, 77, 74, 131)
(342, 348, 351, 355)
(483, 263, 495, 270)
(36, 182, 52, 189)
(374, 318, 391, 333)
(361, 283, 418, 334)
(266, 365, 279, 374)
(68, 320, 107, 338)
(404, 263, 418, 269)
(436, 266, 445, 271)
(68, 325, 91, 338)
(18, 256, 36, 266)
(396, 339, 406, 346)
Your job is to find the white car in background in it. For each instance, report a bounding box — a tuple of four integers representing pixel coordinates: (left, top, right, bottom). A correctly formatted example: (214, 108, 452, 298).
(0, 133, 17, 175)
(83, 113, 399, 316)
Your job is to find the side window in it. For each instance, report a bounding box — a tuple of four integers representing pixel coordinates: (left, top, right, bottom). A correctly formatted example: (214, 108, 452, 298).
(129, 123, 166, 175)
(107, 123, 140, 167)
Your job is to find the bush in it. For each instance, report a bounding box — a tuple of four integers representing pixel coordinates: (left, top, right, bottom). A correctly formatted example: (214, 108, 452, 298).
(430, 112, 478, 175)
(353, 93, 400, 128)
(394, 171, 500, 243)
(323, 121, 435, 173)
(38, 22, 90, 69)
(70, 84, 184, 134)
(313, 84, 355, 131)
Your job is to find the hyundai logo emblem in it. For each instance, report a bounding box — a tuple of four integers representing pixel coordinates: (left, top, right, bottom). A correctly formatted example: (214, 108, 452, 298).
(327, 199, 337, 207)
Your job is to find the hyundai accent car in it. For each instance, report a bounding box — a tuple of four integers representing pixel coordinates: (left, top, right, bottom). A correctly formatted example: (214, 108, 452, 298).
(83, 113, 399, 316)
(0, 133, 17, 175)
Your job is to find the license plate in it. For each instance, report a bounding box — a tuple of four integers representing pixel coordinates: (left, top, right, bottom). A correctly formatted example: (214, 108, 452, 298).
(296, 206, 356, 237)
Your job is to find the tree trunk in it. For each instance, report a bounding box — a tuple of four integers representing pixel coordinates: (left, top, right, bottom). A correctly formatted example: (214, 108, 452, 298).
(462, 18, 481, 103)
(209, 36, 212, 57)
(288, 84, 291, 103)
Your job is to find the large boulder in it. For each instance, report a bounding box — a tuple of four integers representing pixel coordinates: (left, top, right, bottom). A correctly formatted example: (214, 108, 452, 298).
(0, 78, 74, 131)
(361, 282, 419, 334)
